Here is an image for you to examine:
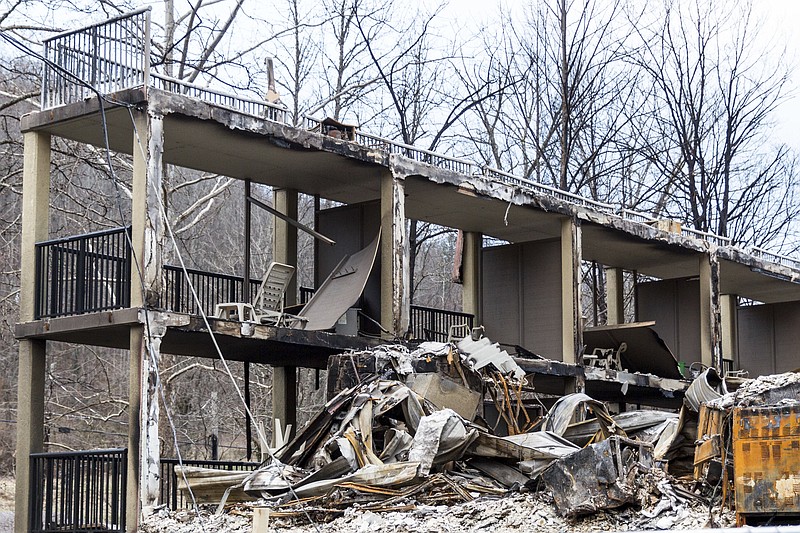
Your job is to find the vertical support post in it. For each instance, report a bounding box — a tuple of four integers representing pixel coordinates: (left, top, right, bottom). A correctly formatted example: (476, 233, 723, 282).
(243, 180, 252, 302)
(272, 366, 297, 440)
(720, 294, 738, 372)
(462, 231, 482, 325)
(272, 188, 298, 439)
(128, 110, 164, 530)
(244, 362, 252, 460)
(273, 188, 298, 305)
(380, 170, 408, 337)
(560, 217, 582, 364)
(15, 131, 50, 533)
(605, 267, 625, 325)
(699, 253, 721, 371)
(243, 181, 253, 460)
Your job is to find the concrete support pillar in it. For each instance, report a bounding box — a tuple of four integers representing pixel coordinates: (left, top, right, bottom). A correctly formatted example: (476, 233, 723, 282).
(699, 253, 721, 370)
(380, 171, 408, 337)
(128, 110, 164, 530)
(605, 267, 625, 325)
(15, 131, 50, 533)
(272, 366, 297, 439)
(561, 217, 582, 364)
(272, 187, 299, 438)
(462, 231, 482, 325)
(273, 188, 298, 305)
(720, 294, 738, 372)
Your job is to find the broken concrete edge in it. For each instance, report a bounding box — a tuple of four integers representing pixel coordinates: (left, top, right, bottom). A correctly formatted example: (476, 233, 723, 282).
(145, 89, 391, 167)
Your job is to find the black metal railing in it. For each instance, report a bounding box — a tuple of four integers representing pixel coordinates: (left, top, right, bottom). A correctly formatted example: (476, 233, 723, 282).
(159, 458, 258, 509)
(409, 304, 474, 342)
(35, 227, 132, 319)
(302, 286, 474, 340)
(162, 265, 260, 317)
(30, 448, 126, 533)
(299, 285, 316, 304)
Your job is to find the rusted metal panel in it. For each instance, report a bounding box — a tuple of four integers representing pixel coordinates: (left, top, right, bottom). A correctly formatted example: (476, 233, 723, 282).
(733, 405, 800, 518)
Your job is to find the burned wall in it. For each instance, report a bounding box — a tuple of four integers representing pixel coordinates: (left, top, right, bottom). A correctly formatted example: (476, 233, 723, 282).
(481, 240, 563, 360)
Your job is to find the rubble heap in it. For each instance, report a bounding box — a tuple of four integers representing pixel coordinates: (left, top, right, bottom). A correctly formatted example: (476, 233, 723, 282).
(143, 335, 800, 530)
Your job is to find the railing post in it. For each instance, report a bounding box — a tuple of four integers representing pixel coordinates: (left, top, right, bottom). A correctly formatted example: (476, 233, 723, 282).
(76, 237, 87, 315)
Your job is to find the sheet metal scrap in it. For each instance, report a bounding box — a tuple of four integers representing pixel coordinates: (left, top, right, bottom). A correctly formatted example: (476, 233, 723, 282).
(267, 473, 474, 521)
(541, 436, 655, 517)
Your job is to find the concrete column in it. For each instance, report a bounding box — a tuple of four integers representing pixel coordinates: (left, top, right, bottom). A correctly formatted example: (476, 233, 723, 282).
(130, 110, 164, 307)
(272, 187, 298, 438)
(560, 217, 582, 364)
(720, 294, 738, 371)
(380, 171, 408, 337)
(128, 110, 164, 530)
(605, 267, 625, 325)
(699, 253, 721, 370)
(462, 231, 482, 325)
(273, 188, 298, 305)
(15, 131, 50, 533)
(272, 366, 297, 440)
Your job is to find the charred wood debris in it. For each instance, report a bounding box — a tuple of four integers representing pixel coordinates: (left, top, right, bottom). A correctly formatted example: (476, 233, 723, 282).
(150, 332, 800, 530)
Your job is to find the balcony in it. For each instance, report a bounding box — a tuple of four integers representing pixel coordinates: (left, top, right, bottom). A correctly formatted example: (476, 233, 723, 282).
(33, 227, 473, 342)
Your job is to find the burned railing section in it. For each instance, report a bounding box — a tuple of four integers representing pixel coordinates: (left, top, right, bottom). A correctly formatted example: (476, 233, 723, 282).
(162, 265, 260, 317)
(29, 448, 126, 533)
(35, 227, 132, 319)
(409, 305, 474, 342)
(159, 458, 258, 510)
(41, 8, 150, 109)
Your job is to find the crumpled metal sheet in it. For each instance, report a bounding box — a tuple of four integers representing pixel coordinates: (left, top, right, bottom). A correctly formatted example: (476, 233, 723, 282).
(541, 436, 654, 517)
(544, 393, 623, 442)
(685, 367, 728, 411)
(457, 334, 527, 380)
(408, 408, 477, 475)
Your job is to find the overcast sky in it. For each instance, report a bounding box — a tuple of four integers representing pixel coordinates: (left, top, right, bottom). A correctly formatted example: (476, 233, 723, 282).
(437, 0, 800, 151)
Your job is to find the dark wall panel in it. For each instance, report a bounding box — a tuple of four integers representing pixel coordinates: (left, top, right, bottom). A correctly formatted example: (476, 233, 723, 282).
(738, 302, 800, 376)
(317, 201, 381, 333)
(482, 240, 562, 360)
(637, 278, 701, 364)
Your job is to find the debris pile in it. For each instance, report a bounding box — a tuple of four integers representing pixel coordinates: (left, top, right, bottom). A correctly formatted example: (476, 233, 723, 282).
(145, 335, 799, 530)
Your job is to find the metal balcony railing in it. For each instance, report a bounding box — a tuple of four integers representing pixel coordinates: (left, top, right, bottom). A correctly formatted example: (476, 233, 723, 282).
(34, 227, 132, 319)
(29, 448, 126, 533)
(409, 304, 474, 342)
(749, 246, 800, 270)
(162, 265, 261, 318)
(41, 8, 150, 109)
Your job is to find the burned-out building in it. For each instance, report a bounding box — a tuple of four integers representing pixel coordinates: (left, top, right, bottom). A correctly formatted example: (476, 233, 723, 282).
(13, 10, 800, 533)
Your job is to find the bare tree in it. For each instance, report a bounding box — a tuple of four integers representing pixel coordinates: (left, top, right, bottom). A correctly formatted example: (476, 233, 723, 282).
(633, 0, 798, 246)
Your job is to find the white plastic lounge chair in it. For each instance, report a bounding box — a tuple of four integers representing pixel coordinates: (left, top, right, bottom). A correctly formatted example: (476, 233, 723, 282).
(215, 262, 295, 325)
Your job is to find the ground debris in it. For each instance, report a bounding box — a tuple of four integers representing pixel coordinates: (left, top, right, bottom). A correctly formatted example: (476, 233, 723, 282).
(141, 489, 735, 532)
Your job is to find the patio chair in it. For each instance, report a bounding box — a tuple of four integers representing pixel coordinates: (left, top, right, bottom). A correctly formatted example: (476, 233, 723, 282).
(215, 262, 295, 325)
